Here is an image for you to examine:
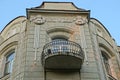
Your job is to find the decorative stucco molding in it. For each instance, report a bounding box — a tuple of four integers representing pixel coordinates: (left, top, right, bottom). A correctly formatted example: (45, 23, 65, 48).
(30, 15, 46, 25)
(75, 16, 88, 25)
(45, 17, 73, 23)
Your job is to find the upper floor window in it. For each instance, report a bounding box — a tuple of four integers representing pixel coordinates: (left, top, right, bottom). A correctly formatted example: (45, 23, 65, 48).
(100, 49, 117, 80)
(101, 52, 111, 75)
(52, 37, 68, 41)
(50, 37, 68, 53)
(4, 51, 15, 75)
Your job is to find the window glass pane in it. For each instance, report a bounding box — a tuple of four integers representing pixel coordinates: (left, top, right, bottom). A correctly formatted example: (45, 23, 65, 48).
(5, 51, 14, 75)
(6, 52, 14, 61)
(101, 52, 111, 75)
(52, 37, 68, 41)
(5, 62, 10, 74)
(10, 59, 14, 73)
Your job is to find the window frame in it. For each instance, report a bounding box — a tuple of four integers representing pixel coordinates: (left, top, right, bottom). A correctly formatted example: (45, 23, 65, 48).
(4, 50, 15, 75)
(101, 52, 111, 75)
(99, 45, 117, 80)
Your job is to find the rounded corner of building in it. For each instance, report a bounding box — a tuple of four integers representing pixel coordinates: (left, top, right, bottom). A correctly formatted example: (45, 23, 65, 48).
(90, 18, 112, 37)
(1, 16, 27, 37)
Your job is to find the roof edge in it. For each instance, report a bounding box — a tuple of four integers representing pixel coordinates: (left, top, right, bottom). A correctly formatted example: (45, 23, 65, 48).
(0, 16, 26, 34)
(31, 1, 88, 11)
(90, 18, 112, 37)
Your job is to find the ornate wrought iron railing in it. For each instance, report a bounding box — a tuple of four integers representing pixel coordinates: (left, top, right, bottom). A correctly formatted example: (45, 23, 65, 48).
(41, 40, 84, 65)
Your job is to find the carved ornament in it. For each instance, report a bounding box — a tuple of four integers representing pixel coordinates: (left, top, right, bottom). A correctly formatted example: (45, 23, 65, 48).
(30, 15, 45, 25)
(75, 16, 88, 25)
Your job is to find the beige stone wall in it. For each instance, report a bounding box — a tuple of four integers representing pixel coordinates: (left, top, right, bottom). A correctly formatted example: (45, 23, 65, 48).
(0, 17, 27, 80)
(24, 12, 100, 80)
(89, 19, 120, 80)
(0, 2, 120, 80)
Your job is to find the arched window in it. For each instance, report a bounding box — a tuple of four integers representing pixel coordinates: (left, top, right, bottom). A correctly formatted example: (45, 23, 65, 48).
(4, 51, 15, 75)
(101, 52, 111, 75)
(50, 37, 69, 53)
(101, 52, 118, 80)
(52, 37, 68, 41)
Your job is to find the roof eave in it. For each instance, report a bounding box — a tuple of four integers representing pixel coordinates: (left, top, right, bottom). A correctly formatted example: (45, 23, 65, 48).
(32, 1, 88, 11)
(26, 9, 90, 19)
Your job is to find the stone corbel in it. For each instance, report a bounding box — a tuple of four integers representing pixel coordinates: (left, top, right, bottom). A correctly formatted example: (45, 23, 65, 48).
(75, 16, 88, 25)
(30, 15, 46, 25)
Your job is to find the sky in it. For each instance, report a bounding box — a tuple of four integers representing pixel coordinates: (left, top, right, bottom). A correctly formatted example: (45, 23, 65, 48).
(0, 0, 120, 45)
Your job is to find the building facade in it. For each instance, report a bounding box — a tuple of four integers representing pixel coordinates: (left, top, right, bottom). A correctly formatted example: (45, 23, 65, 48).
(0, 2, 120, 80)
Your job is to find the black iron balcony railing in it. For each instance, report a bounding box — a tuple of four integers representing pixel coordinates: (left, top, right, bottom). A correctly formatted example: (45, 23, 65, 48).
(41, 40, 84, 69)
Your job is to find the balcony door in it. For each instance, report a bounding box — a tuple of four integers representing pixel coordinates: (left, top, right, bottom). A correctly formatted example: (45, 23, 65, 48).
(51, 37, 68, 53)
(46, 71, 80, 80)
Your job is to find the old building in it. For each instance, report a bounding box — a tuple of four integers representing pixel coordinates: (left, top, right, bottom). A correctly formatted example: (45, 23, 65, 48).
(0, 2, 120, 80)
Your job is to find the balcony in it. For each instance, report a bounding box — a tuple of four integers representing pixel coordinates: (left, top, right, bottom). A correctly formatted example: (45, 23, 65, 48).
(41, 40, 84, 69)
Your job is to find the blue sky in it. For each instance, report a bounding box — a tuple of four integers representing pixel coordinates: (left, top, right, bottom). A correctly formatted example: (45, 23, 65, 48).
(0, 0, 120, 45)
